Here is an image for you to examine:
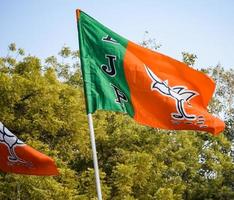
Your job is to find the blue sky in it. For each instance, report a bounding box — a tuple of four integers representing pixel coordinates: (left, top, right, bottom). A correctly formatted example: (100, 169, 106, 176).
(1, 0, 233, 69)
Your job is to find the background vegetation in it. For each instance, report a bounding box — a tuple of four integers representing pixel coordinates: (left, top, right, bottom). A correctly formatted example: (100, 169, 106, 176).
(0, 41, 233, 200)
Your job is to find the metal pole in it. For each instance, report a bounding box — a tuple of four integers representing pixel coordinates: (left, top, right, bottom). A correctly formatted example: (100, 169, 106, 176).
(87, 113, 102, 200)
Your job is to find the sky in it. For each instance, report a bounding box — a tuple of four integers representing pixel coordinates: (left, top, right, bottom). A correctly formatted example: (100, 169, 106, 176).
(1, 0, 234, 69)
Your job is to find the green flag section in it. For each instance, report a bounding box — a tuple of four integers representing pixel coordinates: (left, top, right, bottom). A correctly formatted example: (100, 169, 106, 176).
(77, 10, 134, 116)
(76, 9, 225, 135)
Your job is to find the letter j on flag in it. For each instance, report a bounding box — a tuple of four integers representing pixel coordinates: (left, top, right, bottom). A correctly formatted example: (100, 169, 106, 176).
(76, 9, 225, 135)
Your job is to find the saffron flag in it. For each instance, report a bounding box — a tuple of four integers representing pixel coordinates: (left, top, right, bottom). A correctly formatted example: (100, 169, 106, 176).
(76, 10, 225, 135)
(0, 122, 58, 176)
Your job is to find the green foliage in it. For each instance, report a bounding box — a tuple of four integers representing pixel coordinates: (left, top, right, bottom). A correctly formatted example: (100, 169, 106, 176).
(206, 64, 234, 120)
(8, 43, 17, 52)
(182, 52, 197, 66)
(0, 44, 233, 199)
(45, 46, 80, 81)
(59, 46, 72, 58)
(18, 48, 25, 56)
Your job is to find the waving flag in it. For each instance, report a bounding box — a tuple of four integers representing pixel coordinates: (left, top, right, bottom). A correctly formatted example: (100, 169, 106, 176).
(0, 122, 58, 176)
(76, 10, 225, 135)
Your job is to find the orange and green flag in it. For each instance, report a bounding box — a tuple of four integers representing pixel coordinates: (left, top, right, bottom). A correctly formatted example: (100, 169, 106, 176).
(0, 122, 58, 176)
(76, 9, 225, 135)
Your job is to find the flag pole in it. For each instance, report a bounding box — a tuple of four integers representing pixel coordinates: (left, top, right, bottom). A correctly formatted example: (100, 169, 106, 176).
(87, 113, 103, 200)
(76, 9, 102, 199)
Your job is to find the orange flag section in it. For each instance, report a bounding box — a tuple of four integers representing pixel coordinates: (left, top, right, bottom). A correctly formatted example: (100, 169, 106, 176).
(0, 123, 58, 176)
(0, 145, 59, 176)
(124, 41, 225, 135)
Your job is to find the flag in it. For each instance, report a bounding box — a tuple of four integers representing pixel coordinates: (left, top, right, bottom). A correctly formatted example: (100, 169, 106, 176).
(76, 9, 225, 135)
(0, 122, 59, 176)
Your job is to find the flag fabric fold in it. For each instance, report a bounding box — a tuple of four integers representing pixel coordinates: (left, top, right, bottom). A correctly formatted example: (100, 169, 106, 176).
(0, 122, 58, 176)
(76, 9, 225, 135)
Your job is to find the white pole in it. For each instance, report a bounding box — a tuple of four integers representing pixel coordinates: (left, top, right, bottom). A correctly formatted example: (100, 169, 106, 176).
(87, 113, 103, 200)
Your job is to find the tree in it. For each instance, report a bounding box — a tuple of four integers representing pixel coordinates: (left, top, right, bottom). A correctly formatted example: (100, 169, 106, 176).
(181, 52, 197, 67)
(0, 49, 86, 199)
(0, 44, 233, 199)
(205, 65, 234, 140)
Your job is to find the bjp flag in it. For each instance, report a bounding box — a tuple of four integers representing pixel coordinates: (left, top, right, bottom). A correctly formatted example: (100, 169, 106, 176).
(0, 122, 58, 176)
(76, 9, 225, 135)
